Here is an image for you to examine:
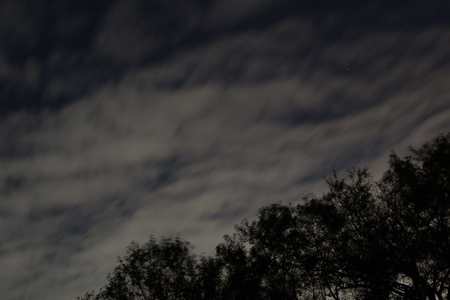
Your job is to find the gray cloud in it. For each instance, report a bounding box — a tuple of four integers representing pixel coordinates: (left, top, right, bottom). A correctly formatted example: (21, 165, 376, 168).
(205, 0, 275, 27)
(1, 2, 450, 300)
(93, 0, 204, 63)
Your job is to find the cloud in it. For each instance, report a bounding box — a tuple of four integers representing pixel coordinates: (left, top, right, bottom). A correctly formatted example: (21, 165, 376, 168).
(93, 0, 206, 63)
(93, 0, 281, 64)
(205, 0, 275, 28)
(1, 2, 450, 300)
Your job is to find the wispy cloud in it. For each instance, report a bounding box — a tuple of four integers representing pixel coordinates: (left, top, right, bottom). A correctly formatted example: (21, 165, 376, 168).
(1, 1, 450, 300)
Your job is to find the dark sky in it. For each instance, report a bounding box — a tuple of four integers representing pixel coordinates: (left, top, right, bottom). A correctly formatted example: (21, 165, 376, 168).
(1, 1, 450, 299)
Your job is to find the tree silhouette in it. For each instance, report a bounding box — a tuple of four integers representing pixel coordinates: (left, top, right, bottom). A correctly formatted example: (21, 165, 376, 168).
(78, 133, 450, 300)
(78, 236, 203, 300)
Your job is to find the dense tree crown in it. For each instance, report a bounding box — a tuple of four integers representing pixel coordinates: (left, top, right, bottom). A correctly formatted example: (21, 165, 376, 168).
(78, 134, 450, 300)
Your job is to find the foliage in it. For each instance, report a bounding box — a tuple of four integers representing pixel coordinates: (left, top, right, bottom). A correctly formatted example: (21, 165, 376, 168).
(78, 236, 205, 300)
(78, 133, 450, 300)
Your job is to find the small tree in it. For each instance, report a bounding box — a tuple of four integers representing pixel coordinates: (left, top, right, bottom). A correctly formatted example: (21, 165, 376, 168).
(78, 236, 203, 300)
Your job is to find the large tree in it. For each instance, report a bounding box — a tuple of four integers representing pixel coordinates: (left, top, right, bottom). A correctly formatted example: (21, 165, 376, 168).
(78, 133, 450, 300)
(218, 133, 450, 299)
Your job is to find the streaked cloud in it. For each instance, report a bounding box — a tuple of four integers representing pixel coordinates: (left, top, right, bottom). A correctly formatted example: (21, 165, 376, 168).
(1, 1, 449, 300)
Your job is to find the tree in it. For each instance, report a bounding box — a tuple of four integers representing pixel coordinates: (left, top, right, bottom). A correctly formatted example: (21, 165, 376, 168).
(78, 133, 450, 300)
(224, 133, 450, 299)
(78, 236, 204, 300)
(375, 134, 450, 299)
(302, 133, 450, 299)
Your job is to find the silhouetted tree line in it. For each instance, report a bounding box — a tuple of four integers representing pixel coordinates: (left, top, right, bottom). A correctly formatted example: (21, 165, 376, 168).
(78, 133, 450, 300)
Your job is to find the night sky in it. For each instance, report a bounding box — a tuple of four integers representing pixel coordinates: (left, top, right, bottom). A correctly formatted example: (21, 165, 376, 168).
(1, 1, 450, 299)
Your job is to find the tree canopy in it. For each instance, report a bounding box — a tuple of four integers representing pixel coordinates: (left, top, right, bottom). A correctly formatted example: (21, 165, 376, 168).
(78, 133, 450, 300)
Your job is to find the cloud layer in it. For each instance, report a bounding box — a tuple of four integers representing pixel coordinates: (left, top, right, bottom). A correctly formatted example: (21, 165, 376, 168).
(1, 1, 450, 299)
